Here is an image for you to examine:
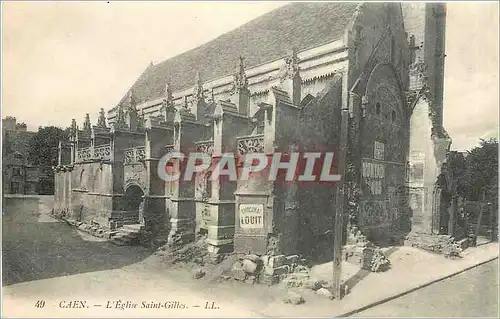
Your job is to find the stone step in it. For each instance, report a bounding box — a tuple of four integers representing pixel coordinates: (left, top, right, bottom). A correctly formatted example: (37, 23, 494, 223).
(123, 224, 144, 231)
(107, 231, 119, 238)
(110, 239, 129, 246)
(117, 228, 140, 236)
(111, 235, 140, 246)
(110, 236, 132, 246)
(108, 224, 144, 246)
(116, 231, 140, 240)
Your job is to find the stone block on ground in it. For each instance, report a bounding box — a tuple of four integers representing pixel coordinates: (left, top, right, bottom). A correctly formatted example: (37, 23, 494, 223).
(242, 259, 258, 274)
(244, 254, 261, 264)
(268, 255, 286, 268)
(305, 279, 327, 291)
(231, 261, 247, 281)
(192, 268, 205, 279)
(264, 265, 289, 276)
(283, 291, 305, 305)
(294, 265, 309, 273)
(261, 255, 270, 266)
(245, 275, 257, 284)
(261, 274, 279, 286)
(316, 287, 334, 300)
(285, 255, 299, 265)
(283, 273, 309, 288)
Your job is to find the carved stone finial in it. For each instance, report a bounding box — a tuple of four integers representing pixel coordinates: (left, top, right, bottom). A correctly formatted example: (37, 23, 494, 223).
(115, 104, 127, 129)
(281, 47, 300, 80)
(97, 108, 107, 128)
(231, 56, 248, 94)
(181, 96, 193, 114)
(71, 119, 77, 135)
(165, 82, 174, 107)
(83, 113, 91, 132)
(193, 72, 204, 101)
(128, 89, 138, 114)
(137, 108, 145, 130)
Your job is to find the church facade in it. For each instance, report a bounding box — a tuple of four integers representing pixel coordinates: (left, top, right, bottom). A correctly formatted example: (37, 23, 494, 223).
(53, 2, 454, 258)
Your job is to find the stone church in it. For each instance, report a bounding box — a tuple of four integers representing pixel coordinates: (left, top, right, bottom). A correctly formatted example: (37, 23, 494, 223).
(53, 2, 453, 258)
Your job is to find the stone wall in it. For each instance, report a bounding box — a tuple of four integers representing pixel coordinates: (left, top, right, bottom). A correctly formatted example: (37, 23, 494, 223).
(295, 75, 343, 260)
(53, 168, 72, 217)
(348, 3, 410, 90)
(408, 96, 449, 235)
(68, 162, 114, 226)
(356, 63, 408, 243)
(402, 3, 446, 126)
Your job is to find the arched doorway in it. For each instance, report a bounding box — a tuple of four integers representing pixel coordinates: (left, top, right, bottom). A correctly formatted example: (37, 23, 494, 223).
(123, 184, 145, 225)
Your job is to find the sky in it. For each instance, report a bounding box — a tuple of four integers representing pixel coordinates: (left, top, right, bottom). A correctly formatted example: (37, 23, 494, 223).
(2, 1, 498, 151)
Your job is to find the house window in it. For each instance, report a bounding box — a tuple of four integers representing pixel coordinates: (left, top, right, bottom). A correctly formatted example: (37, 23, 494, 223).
(375, 103, 381, 115)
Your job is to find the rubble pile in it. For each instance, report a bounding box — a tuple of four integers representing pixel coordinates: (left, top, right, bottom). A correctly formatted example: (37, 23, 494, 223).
(157, 235, 228, 268)
(444, 242, 463, 259)
(344, 227, 391, 272)
(224, 253, 312, 285)
(51, 208, 68, 220)
(50, 210, 119, 240)
(192, 268, 206, 279)
(282, 291, 305, 305)
(282, 271, 350, 299)
(405, 233, 466, 256)
(368, 248, 391, 272)
(158, 237, 209, 265)
(227, 254, 264, 284)
(63, 218, 117, 239)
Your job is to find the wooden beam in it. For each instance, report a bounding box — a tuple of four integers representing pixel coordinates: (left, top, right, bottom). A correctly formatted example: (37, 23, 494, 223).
(332, 107, 349, 300)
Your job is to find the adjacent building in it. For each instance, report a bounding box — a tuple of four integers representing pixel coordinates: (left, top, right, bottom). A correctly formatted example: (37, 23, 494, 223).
(2, 117, 52, 195)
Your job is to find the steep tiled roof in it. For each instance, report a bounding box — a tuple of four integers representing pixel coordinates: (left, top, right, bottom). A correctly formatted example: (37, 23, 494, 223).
(116, 2, 359, 107)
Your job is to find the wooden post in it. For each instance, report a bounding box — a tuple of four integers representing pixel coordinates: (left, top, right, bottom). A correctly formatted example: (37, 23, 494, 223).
(488, 202, 495, 241)
(448, 196, 456, 237)
(57, 141, 62, 166)
(475, 191, 487, 239)
(332, 107, 349, 300)
(475, 206, 484, 239)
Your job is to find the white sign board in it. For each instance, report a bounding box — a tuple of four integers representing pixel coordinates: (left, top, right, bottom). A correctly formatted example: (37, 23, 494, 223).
(239, 204, 264, 229)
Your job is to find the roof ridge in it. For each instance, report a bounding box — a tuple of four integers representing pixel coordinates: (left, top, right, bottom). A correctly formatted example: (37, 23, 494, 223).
(113, 62, 156, 111)
(112, 2, 359, 110)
